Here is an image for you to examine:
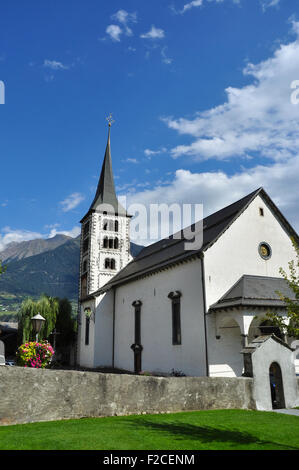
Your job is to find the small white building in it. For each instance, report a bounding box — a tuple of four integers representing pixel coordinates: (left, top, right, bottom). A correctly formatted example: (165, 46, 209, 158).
(77, 127, 299, 388)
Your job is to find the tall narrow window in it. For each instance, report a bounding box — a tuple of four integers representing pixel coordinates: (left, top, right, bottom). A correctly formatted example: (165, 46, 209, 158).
(83, 238, 89, 254)
(114, 220, 119, 232)
(104, 258, 116, 270)
(82, 259, 88, 273)
(103, 219, 108, 231)
(110, 259, 116, 270)
(132, 301, 142, 344)
(114, 238, 119, 249)
(103, 237, 109, 248)
(81, 274, 87, 297)
(85, 316, 90, 345)
(168, 291, 182, 345)
(83, 221, 90, 238)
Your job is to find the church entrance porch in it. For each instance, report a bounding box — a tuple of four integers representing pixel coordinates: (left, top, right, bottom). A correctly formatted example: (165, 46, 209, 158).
(207, 274, 298, 379)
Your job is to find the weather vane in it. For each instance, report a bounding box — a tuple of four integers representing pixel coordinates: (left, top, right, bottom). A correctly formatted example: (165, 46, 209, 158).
(106, 113, 115, 128)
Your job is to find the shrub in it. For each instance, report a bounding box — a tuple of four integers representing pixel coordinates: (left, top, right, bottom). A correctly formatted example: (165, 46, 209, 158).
(170, 368, 186, 377)
(16, 341, 54, 368)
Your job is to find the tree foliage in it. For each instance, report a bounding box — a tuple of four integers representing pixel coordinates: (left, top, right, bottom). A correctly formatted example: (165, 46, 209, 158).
(17, 295, 76, 348)
(55, 298, 77, 347)
(266, 238, 299, 339)
(18, 295, 59, 344)
(0, 259, 6, 276)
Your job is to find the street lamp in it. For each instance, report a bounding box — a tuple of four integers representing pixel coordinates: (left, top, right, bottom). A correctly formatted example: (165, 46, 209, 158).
(31, 313, 46, 342)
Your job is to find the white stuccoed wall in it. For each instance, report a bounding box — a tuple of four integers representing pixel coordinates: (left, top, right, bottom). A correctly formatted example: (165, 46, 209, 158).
(78, 300, 96, 368)
(113, 258, 207, 377)
(249, 337, 299, 410)
(94, 291, 114, 367)
(204, 194, 297, 377)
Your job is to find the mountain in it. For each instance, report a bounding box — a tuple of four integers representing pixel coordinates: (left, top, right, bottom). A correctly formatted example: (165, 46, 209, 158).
(0, 236, 144, 301)
(0, 234, 73, 263)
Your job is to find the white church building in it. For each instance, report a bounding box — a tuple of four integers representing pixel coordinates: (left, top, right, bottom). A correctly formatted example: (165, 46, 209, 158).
(77, 125, 299, 380)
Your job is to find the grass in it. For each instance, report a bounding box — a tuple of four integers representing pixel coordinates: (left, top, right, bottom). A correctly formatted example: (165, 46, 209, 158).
(0, 409, 298, 450)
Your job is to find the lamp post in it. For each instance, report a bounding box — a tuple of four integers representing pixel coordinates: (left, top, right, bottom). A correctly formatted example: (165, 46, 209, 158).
(31, 313, 46, 342)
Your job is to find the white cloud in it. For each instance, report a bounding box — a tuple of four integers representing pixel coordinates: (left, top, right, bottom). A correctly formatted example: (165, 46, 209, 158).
(163, 22, 299, 163)
(105, 10, 137, 41)
(144, 147, 167, 157)
(140, 26, 165, 40)
(180, 0, 204, 14)
(0, 228, 44, 252)
(161, 46, 173, 64)
(106, 24, 123, 42)
(111, 9, 137, 25)
(59, 193, 85, 212)
(126, 156, 299, 246)
(43, 59, 69, 70)
(123, 158, 139, 164)
(0, 225, 81, 252)
(48, 226, 81, 239)
(261, 0, 280, 11)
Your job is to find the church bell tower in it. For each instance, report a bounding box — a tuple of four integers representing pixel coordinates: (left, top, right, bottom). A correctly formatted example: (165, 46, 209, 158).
(79, 117, 132, 299)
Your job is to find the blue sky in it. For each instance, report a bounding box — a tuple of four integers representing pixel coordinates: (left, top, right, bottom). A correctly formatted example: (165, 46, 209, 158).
(0, 0, 299, 247)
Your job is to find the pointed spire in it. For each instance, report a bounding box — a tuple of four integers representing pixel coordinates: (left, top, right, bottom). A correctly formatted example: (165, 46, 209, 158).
(87, 118, 127, 216)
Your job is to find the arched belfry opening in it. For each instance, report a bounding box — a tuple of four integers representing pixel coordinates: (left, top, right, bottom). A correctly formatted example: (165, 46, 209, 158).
(269, 362, 285, 409)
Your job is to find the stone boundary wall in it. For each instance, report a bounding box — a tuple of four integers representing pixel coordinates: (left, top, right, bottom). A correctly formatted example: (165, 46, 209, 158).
(0, 366, 255, 426)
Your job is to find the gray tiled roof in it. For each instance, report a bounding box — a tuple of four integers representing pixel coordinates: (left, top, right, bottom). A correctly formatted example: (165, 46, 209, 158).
(209, 275, 296, 311)
(82, 187, 298, 300)
(241, 335, 294, 353)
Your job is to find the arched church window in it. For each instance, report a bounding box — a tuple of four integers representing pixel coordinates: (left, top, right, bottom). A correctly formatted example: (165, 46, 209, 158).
(110, 259, 116, 270)
(168, 291, 182, 345)
(103, 237, 109, 248)
(103, 219, 108, 231)
(82, 259, 88, 273)
(114, 220, 119, 232)
(81, 274, 87, 298)
(109, 238, 114, 249)
(104, 258, 116, 270)
(114, 238, 119, 249)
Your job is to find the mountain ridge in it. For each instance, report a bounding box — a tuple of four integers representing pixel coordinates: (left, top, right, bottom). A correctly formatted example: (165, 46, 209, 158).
(0, 236, 144, 301)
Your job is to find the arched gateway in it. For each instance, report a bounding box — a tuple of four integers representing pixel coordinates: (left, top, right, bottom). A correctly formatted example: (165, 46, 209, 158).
(269, 362, 285, 409)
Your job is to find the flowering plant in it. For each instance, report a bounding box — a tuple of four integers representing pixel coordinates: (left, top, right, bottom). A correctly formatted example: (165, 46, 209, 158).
(16, 341, 54, 368)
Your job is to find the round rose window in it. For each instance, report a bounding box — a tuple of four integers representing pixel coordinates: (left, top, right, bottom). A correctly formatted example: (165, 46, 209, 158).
(258, 242, 272, 260)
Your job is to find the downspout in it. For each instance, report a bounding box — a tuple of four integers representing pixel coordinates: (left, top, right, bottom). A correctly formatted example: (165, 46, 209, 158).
(112, 287, 116, 368)
(201, 254, 210, 377)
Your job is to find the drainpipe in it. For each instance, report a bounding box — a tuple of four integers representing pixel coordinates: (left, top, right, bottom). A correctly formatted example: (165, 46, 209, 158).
(112, 287, 116, 368)
(201, 254, 210, 377)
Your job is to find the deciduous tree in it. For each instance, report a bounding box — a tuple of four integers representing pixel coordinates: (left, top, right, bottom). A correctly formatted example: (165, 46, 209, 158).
(266, 238, 299, 339)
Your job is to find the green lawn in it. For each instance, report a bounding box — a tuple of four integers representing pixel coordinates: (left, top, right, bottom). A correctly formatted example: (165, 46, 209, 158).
(0, 409, 299, 450)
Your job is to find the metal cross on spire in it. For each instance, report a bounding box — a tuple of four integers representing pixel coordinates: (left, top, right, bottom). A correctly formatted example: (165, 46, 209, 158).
(106, 113, 115, 128)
